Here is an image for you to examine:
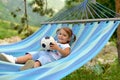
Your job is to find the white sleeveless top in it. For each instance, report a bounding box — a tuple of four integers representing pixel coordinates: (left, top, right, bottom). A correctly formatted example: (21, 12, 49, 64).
(50, 42, 70, 60)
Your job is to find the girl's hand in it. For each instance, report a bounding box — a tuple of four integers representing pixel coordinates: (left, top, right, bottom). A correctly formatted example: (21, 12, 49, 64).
(50, 43, 70, 57)
(50, 43, 59, 50)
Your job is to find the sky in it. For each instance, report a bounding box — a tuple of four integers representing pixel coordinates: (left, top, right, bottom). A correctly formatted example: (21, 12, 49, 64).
(28, 0, 65, 13)
(48, 0, 65, 12)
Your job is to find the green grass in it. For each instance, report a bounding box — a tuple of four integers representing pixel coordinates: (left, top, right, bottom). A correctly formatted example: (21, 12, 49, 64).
(0, 20, 18, 39)
(0, 20, 39, 39)
(62, 58, 120, 80)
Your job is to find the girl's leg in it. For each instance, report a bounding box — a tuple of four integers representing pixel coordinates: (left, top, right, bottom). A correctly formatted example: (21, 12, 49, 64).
(16, 54, 32, 64)
(34, 60, 41, 68)
(20, 60, 41, 71)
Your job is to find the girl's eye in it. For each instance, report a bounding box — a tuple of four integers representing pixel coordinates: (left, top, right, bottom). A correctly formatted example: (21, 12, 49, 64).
(59, 33, 62, 35)
(63, 34, 67, 37)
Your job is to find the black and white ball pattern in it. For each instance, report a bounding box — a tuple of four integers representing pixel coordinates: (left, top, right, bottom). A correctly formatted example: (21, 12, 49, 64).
(41, 36, 55, 51)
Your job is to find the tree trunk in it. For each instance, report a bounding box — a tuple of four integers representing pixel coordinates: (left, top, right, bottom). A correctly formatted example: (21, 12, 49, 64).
(24, 0, 29, 29)
(116, 0, 120, 63)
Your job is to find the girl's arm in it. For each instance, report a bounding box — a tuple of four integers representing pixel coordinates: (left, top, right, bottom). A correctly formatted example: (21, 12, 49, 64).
(50, 43, 70, 57)
(57, 47, 70, 57)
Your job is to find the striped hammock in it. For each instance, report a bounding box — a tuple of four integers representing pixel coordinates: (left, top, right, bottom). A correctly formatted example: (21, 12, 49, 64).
(0, 21, 119, 80)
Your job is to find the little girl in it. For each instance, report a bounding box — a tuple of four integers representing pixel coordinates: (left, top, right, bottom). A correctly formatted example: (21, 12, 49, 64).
(0, 27, 76, 70)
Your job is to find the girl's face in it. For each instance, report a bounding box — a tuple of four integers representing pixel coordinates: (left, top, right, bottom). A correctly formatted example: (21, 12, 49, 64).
(57, 29, 70, 44)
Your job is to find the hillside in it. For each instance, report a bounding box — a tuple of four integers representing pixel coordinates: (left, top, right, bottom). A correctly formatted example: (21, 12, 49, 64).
(0, 0, 65, 26)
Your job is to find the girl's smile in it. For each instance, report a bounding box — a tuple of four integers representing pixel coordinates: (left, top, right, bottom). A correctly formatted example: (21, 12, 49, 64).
(57, 29, 70, 44)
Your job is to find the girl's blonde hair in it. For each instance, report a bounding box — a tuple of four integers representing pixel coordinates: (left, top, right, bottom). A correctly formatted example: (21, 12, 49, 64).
(56, 27, 76, 44)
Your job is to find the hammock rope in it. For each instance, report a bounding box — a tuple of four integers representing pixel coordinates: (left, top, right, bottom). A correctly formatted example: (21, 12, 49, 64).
(47, 0, 120, 22)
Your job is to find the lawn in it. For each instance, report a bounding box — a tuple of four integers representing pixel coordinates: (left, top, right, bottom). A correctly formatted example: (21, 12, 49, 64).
(0, 20, 39, 39)
(0, 20, 18, 39)
(62, 59, 120, 80)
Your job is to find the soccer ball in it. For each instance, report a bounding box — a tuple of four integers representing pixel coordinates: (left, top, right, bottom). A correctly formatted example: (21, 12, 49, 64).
(41, 36, 55, 51)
